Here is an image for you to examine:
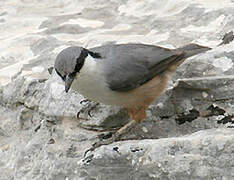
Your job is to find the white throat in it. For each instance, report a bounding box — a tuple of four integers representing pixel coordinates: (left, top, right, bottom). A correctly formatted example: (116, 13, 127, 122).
(80, 54, 98, 75)
(70, 54, 110, 101)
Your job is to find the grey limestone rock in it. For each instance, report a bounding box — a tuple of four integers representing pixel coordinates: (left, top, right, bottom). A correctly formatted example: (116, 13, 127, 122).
(0, 0, 234, 179)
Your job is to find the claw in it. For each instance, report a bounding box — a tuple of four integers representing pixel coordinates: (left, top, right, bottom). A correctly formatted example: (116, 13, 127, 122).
(84, 143, 97, 157)
(82, 154, 94, 163)
(88, 102, 99, 117)
(80, 99, 90, 104)
(88, 109, 92, 117)
(77, 111, 80, 119)
(97, 132, 113, 140)
(84, 140, 109, 157)
(78, 101, 99, 119)
(84, 149, 90, 157)
(83, 132, 121, 157)
(76, 106, 94, 119)
(77, 109, 84, 119)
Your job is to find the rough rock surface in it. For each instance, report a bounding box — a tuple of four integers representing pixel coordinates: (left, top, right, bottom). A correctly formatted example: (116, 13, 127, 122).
(0, 0, 234, 179)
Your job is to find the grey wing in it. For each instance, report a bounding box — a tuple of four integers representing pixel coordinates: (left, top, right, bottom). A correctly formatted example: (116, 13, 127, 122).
(90, 44, 185, 92)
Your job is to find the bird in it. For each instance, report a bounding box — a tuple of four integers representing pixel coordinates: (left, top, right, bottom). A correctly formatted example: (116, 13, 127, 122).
(54, 42, 211, 155)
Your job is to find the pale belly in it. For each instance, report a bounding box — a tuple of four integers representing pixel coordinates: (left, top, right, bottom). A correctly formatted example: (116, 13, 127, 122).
(71, 73, 131, 106)
(71, 70, 170, 108)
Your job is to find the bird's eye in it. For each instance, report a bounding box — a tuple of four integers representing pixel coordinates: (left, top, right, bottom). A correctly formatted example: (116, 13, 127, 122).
(68, 72, 76, 79)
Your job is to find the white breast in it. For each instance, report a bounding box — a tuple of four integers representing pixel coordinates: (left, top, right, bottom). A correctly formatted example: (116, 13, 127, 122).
(71, 55, 121, 105)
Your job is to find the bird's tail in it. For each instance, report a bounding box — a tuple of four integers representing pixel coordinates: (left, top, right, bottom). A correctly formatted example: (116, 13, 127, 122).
(176, 43, 211, 59)
(177, 31, 234, 59)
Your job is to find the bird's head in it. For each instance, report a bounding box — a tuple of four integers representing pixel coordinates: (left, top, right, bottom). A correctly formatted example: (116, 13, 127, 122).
(54, 46, 88, 92)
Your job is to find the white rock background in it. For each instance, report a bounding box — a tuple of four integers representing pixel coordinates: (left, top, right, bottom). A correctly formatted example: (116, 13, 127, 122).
(0, 0, 233, 179)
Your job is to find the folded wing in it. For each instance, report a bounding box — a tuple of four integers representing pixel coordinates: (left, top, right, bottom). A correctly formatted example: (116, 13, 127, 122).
(90, 44, 186, 92)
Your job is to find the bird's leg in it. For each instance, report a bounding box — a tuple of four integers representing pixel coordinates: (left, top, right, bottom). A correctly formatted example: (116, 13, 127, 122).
(84, 106, 147, 156)
(177, 81, 212, 93)
(77, 100, 99, 118)
(84, 120, 137, 157)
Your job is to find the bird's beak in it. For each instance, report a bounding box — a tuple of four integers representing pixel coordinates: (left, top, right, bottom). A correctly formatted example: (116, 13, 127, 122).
(65, 74, 75, 93)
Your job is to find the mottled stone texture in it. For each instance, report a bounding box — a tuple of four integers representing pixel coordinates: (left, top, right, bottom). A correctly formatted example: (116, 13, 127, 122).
(0, 0, 234, 179)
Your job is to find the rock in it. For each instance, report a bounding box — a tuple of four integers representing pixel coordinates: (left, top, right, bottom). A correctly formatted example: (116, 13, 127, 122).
(0, 0, 234, 179)
(80, 129, 234, 180)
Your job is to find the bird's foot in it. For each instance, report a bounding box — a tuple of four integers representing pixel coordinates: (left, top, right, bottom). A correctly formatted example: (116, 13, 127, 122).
(84, 132, 119, 157)
(84, 120, 137, 157)
(77, 100, 99, 118)
(80, 99, 91, 105)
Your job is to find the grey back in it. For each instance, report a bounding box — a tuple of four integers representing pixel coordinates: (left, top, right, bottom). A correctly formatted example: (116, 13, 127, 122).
(90, 44, 185, 91)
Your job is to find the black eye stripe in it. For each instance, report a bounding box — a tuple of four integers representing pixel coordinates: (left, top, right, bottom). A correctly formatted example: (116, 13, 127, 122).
(55, 68, 66, 81)
(69, 72, 77, 79)
(87, 50, 101, 59)
(74, 48, 88, 73)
